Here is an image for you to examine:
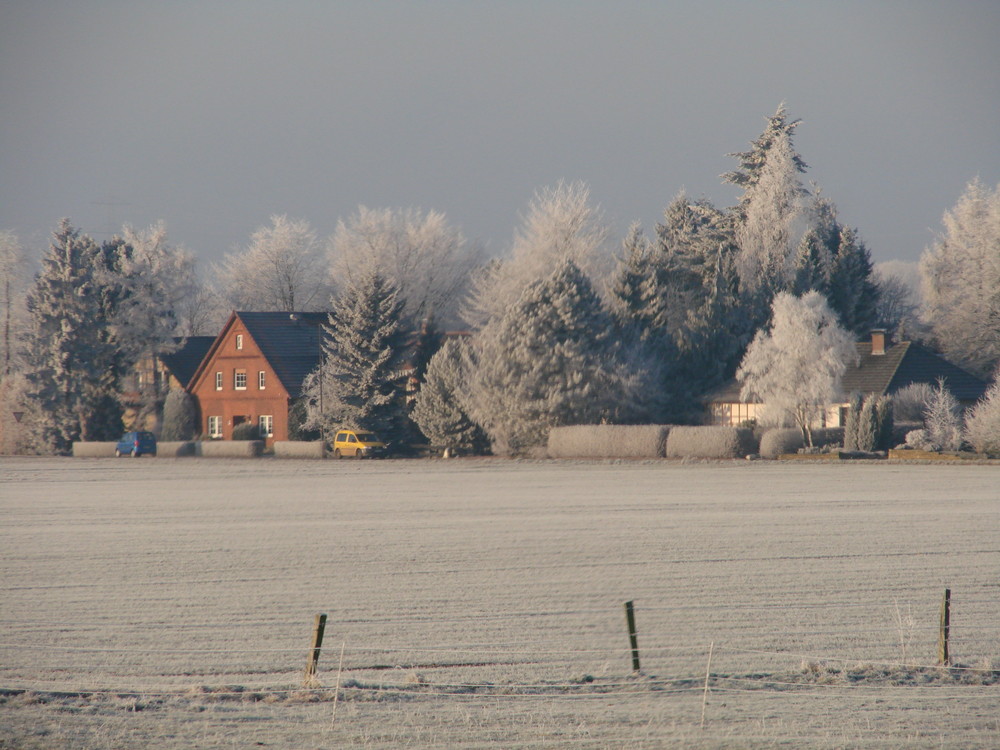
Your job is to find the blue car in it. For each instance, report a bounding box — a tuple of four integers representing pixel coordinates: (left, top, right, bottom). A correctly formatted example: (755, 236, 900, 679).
(115, 431, 157, 457)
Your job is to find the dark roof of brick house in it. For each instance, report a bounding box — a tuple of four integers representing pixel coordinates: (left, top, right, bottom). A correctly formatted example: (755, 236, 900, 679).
(706, 334, 988, 405)
(160, 336, 215, 389)
(236, 311, 329, 398)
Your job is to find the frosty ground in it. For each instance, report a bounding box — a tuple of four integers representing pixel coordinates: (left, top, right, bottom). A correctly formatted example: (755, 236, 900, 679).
(1, 457, 997, 749)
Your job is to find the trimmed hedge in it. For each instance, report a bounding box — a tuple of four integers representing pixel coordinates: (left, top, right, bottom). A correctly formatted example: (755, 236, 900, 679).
(195, 440, 264, 458)
(547, 425, 671, 458)
(72, 441, 117, 457)
(665, 427, 757, 459)
(273, 440, 327, 459)
(758, 427, 845, 458)
(154, 441, 196, 457)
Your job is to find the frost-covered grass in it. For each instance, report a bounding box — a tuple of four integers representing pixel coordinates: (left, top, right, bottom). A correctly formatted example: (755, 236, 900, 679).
(1, 457, 999, 748)
(546, 424, 670, 458)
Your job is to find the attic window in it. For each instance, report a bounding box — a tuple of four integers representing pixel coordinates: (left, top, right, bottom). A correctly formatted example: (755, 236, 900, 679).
(215, 371, 223, 390)
(258, 370, 266, 389)
(236, 334, 244, 350)
(235, 370, 247, 390)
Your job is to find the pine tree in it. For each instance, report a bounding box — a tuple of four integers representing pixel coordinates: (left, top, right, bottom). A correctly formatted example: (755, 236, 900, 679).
(464, 259, 629, 455)
(722, 103, 808, 221)
(410, 338, 488, 454)
(23, 220, 122, 451)
(828, 227, 879, 335)
(304, 269, 409, 445)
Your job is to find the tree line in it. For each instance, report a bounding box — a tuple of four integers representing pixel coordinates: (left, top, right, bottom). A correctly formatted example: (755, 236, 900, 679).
(1, 104, 998, 455)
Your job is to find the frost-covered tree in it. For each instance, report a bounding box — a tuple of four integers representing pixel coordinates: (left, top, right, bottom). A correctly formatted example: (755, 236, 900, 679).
(922, 378, 964, 451)
(723, 103, 808, 215)
(964, 377, 1000, 455)
(463, 259, 633, 455)
(737, 291, 858, 446)
(22, 221, 123, 451)
(110, 222, 196, 356)
(920, 178, 1000, 378)
(464, 181, 610, 327)
(329, 207, 480, 328)
(410, 338, 488, 454)
(733, 126, 811, 296)
(302, 269, 409, 444)
(217, 214, 329, 312)
(0, 230, 30, 377)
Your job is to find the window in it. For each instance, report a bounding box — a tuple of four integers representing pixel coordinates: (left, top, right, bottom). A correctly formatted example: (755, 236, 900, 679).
(215, 371, 223, 390)
(258, 370, 266, 389)
(234, 370, 247, 390)
(258, 415, 273, 438)
(235, 334, 243, 350)
(207, 416, 222, 438)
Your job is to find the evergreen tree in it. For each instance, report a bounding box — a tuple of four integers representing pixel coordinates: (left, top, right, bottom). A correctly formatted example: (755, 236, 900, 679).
(828, 227, 879, 335)
(722, 103, 808, 221)
(464, 259, 630, 455)
(410, 338, 488, 454)
(303, 269, 409, 445)
(23, 220, 122, 451)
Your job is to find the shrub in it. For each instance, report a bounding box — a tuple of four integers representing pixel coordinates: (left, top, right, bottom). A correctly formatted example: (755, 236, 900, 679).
(964, 380, 1000, 455)
(923, 379, 963, 451)
(892, 383, 933, 423)
(845, 394, 893, 451)
(232, 422, 260, 441)
(161, 389, 196, 441)
(759, 427, 844, 458)
(547, 425, 671, 458)
(665, 426, 757, 459)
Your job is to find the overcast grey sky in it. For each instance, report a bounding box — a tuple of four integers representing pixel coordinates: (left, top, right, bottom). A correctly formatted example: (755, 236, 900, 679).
(2, 1, 998, 269)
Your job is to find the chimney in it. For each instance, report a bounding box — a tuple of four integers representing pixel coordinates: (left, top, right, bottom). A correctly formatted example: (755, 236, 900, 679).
(870, 329, 886, 356)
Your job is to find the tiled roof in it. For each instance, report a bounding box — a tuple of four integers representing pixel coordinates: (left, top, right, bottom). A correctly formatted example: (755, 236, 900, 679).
(705, 338, 988, 404)
(160, 336, 215, 389)
(237, 312, 329, 398)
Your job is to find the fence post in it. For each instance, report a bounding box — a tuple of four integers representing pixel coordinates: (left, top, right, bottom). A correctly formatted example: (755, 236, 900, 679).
(624, 600, 640, 673)
(938, 589, 951, 666)
(304, 613, 328, 686)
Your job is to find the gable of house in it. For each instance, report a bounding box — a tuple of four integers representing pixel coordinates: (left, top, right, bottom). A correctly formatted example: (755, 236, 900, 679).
(187, 311, 328, 443)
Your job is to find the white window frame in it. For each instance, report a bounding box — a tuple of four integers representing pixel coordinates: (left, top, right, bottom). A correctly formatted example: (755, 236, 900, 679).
(258, 414, 274, 438)
(234, 370, 247, 390)
(258, 370, 266, 389)
(235, 334, 243, 350)
(207, 416, 222, 438)
(215, 371, 223, 390)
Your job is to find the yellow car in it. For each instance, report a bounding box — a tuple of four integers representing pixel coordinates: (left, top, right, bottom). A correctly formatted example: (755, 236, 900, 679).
(333, 429, 387, 459)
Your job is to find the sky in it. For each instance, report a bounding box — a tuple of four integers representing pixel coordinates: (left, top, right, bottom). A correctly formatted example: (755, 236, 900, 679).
(2, 1, 998, 272)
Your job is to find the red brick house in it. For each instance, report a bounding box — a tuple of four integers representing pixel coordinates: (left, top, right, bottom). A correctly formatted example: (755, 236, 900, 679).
(187, 312, 326, 445)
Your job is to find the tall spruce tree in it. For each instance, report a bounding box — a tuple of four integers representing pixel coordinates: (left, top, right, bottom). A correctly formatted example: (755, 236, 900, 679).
(23, 220, 122, 451)
(464, 259, 631, 455)
(410, 338, 488, 454)
(304, 268, 409, 444)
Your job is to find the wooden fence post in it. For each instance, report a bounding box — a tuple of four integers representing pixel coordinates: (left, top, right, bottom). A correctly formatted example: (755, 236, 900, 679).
(304, 613, 328, 686)
(938, 589, 951, 666)
(624, 600, 640, 673)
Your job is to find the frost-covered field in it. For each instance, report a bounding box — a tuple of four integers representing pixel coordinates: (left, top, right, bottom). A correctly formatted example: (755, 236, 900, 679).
(1, 457, 998, 749)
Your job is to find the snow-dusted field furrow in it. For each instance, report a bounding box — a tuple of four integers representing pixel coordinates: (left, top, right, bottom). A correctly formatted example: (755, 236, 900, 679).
(1, 457, 998, 748)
